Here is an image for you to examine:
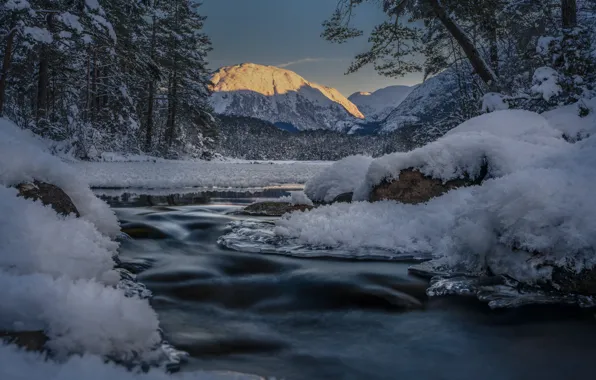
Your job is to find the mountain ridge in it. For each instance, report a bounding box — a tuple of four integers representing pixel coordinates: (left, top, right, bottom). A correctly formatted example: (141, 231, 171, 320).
(209, 63, 364, 132)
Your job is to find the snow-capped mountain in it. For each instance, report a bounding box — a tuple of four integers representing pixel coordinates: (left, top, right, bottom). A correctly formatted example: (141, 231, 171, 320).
(381, 70, 462, 133)
(348, 85, 413, 121)
(209, 63, 364, 132)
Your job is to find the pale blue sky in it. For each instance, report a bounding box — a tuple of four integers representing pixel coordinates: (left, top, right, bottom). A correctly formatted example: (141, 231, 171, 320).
(201, 0, 423, 96)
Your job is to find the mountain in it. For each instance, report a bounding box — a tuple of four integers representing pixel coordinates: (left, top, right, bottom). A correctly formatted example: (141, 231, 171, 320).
(381, 70, 463, 133)
(348, 85, 413, 121)
(378, 69, 477, 148)
(209, 63, 364, 132)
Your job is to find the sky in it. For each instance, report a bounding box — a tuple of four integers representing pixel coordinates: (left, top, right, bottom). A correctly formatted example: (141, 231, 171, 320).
(201, 0, 424, 96)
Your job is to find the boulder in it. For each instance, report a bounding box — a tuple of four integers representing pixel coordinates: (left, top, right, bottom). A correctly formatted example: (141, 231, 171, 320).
(17, 180, 80, 217)
(0, 331, 49, 352)
(241, 202, 314, 217)
(370, 168, 485, 204)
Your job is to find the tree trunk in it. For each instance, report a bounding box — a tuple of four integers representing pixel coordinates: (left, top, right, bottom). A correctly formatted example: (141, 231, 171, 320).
(36, 13, 54, 122)
(145, 5, 158, 152)
(562, 0, 577, 29)
(0, 26, 16, 116)
(427, 0, 500, 91)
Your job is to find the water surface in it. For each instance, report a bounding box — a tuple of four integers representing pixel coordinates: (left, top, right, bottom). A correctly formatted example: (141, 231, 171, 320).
(102, 191, 596, 380)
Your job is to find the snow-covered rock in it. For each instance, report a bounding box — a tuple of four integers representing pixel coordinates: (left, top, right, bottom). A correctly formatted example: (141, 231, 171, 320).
(354, 110, 566, 201)
(210, 63, 364, 132)
(348, 85, 413, 121)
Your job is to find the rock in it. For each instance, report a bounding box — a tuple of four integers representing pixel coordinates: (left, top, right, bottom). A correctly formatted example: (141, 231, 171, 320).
(370, 167, 486, 204)
(17, 180, 80, 217)
(0, 331, 49, 352)
(551, 266, 596, 295)
(331, 192, 353, 203)
(241, 202, 314, 217)
(121, 223, 171, 239)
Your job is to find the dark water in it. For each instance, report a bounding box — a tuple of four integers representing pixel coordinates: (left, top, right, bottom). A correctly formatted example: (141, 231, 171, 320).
(103, 191, 596, 380)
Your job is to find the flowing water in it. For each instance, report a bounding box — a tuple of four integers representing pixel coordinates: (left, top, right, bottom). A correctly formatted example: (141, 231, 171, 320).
(100, 189, 596, 380)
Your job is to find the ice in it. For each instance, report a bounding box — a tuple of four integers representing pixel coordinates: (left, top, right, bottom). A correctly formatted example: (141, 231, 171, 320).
(74, 160, 330, 189)
(304, 155, 373, 203)
(218, 220, 430, 261)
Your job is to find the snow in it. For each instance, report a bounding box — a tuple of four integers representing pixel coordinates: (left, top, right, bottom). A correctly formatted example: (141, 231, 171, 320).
(0, 118, 262, 378)
(5, 0, 30, 10)
(304, 155, 373, 203)
(278, 191, 314, 206)
(532, 67, 562, 101)
(223, 107, 596, 289)
(542, 97, 596, 141)
(0, 118, 119, 237)
(481, 93, 510, 113)
(0, 343, 261, 380)
(23, 27, 53, 43)
(354, 110, 566, 201)
(74, 160, 331, 189)
(59, 12, 84, 33)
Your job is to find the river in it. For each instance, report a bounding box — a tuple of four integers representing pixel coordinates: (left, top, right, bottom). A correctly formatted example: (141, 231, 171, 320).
(99, 189, 596, 380)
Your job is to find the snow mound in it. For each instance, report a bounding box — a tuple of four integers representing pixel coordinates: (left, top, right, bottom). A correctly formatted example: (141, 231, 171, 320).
(0, 118, 119, 237)
(304, 155, 373, 203)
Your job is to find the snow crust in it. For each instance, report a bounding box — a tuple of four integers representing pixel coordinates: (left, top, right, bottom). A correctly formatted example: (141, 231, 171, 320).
(304, 155, 373, 203)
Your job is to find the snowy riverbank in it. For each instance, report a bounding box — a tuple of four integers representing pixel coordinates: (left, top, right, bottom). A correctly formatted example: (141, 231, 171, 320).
(0, 119, 261, 378)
